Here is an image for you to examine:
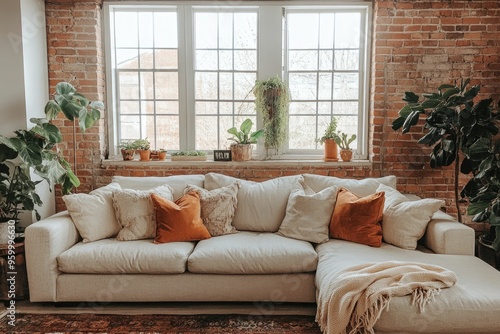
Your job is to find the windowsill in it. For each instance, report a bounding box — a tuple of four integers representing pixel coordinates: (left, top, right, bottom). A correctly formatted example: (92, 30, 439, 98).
(101, 158, 372, 168)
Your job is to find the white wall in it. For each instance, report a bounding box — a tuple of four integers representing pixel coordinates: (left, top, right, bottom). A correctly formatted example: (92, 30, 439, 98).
(0, 0, 54, 226)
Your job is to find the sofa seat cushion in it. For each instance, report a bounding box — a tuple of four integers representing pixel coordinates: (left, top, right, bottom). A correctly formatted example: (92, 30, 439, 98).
(58, 239, 195, 274)
(188, 232, 318, 274)
(316, 239, 500, 333)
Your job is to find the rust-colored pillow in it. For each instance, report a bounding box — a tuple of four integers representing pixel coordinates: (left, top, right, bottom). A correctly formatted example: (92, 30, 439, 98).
(151, 192, 211, 244)
(330, 187, 385, 247)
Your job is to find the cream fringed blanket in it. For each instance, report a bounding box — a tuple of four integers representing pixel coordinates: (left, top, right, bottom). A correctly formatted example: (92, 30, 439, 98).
(316, 261, 457, 334)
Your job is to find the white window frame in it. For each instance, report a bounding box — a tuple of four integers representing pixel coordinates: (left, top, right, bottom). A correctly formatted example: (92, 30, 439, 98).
(104, 1, 371, 160)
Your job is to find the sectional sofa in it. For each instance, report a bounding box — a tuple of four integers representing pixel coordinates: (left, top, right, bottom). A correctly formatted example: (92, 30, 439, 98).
(25, 173, 500, 333)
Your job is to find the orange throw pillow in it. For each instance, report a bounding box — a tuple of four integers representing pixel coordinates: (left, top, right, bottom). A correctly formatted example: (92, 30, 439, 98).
(330, 187, 385, 247)
(151, 192, 211, 244)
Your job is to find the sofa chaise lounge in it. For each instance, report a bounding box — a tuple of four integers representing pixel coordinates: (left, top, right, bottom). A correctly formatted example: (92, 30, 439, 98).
(25, 173, 500, 333)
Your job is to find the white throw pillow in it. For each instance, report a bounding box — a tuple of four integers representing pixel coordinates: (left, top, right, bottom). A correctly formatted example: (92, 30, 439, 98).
(113, 185, 174, 241)
(112, 175, 204, 200)
(278, 180, 337, 244)
(376, 183, 445, 250)
(184, 182, 239, 236)
(204, 173, 304, 232)
(63, 183, 122, 243)
(303, 174, 397, 197)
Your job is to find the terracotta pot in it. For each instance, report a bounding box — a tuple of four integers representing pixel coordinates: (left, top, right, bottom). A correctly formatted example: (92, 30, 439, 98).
(340, 149, 353, 162)
(323, 139, 338, 162)
(158, 151, 167, 161)
(231, 144, 252, 162)
(138, 149, 151, 161)
(121, 149, 135, 161)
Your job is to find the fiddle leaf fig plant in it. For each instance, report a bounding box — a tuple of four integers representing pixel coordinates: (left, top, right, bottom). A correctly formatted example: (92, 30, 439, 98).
(0, 82, 102, 223)
(392, 78, 498, 225)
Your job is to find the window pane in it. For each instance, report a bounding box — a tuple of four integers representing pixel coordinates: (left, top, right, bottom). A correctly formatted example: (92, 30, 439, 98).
(288, 13, 319, 49)
(235, 101, 255, 115)
(289, 73, 317, 100)
(139, 49, 154, 69)
(156, 116, 179, 150)
(289, 51, 318, 71)
(333, 73, 358, 100)
(196, 50, 218, 70)
(195, 101, 218, 115)
(334, 50, 359, 71)
(220, 73, 233, 100)
(120, 115, 140, 139)
(219, 13, 233, 49)
(155, 49, 178, 69)
(234, 50, 257, 71)
(318, 102, 331, 115)
(290, 102, 316, 115)
(289, 116, 317, 149)
(196, 116, 218, 150)
(155, 72, 178, 99)
(195, 13, 217, 49)
(335, 13, 360, 48)
(154, 12, 177, 48)
(142, 115, 157, 148)
(319, 13, 334, 49)
(140, 100, 154, 115)
(138, 12, 154, 48)
(234, 13, 257, 49)
(195, 72, 218, 100)
(234, 72, 255, 100)
(115, 12, 138, 48)
(119, 101, 139, 115)
(157, 101, 179, 114)
(318, 73, 332, 100)
(117, 49, 138, 69)
(319, 50, 333, 70)
(119, 72, 139, 99)
(332, 101, 358, 115)
(219, 50, 233, 70)
(140, 72, 154, 99)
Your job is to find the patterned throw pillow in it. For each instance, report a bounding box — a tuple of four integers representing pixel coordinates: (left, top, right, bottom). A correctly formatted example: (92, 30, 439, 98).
(113, 185, 173, 241)
(184, 182, 239, 236)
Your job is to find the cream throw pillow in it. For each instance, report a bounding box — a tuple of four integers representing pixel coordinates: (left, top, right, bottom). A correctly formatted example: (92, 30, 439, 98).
(63, 183, 122, 243)
(377, 183, 444, 250)
(184, 183, 239, 236)
(113, 185, 174, 241)
(278, 180, 338, 244)
(204, 173, 304, 232)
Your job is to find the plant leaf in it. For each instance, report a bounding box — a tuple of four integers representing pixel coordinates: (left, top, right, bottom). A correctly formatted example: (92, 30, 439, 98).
(44, 100, 62, 120)
(402, 92, 419, 104)
(468, 201, 490, 215)
(402, 110, 421, 134)
(55, 82, 76, 95)
(30, 123, 62, 144)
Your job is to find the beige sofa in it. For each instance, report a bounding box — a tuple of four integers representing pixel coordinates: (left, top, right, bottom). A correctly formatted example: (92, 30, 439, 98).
(25, 174, 500, 333)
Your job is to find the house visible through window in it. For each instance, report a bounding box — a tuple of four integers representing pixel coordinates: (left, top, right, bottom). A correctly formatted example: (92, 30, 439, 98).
(105, 3, 370, 158)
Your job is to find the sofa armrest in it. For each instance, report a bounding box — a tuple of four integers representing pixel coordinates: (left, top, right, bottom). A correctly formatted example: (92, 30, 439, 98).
(421, 210, 475, 256)
(25, 211, 80, 302)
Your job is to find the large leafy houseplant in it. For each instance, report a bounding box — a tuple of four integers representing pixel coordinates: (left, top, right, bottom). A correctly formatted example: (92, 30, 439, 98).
(0, 82, 102, 223)
(392, 79, 498, 228)
(253, 76, 290, 157)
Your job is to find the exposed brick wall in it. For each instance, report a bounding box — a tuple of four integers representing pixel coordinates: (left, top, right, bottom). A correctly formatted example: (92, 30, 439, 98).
(46, 0, 105, 206)
(46, 0, 500, 231)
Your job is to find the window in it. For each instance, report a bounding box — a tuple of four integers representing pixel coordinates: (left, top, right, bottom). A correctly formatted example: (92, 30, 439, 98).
(105, 3, 370, 158)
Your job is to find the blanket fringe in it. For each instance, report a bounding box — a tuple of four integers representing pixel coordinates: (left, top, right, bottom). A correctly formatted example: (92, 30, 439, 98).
(411, 287, 440, 313)
(348, 295, 391, 334)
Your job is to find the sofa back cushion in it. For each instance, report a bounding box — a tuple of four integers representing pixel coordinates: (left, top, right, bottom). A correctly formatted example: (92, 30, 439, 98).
(204, 173, 303, 232)
(112, 175, 204, 200)
(303, 174, 396, 197)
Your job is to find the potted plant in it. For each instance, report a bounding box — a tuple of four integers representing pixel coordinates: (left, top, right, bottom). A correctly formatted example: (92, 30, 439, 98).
(392, 79, 498, 224)
(335, 132, 357, 162)
(171, 150, 207, 161)
(157, 149, 167, 161)
(0, 82, 102, 241)
(133, 138, 151, 161)
(317, 118, 340, 162)
(227, 119, 264, 161)
(253, 76, 290, 158)
(118, 140, 137, 161)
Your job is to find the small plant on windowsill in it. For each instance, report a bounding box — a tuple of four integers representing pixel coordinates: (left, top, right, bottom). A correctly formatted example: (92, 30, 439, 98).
(171, 150, 207, 161)
(335, 132, 356, 162)
(132, 138, 151, 162)
(227, 118, 264, 162)
(118, 140, 137, 161)
(317, 117, 340, 162)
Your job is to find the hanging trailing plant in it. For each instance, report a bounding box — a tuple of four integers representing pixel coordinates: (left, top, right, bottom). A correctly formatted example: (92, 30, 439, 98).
(253, 76, 290, 157)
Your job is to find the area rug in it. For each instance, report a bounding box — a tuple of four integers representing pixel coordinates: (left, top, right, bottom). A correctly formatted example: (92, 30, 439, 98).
(0, 313, 321, 333)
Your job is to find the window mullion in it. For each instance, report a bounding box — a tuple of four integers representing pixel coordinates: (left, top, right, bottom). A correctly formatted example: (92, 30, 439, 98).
(179, 5, 193, 150)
